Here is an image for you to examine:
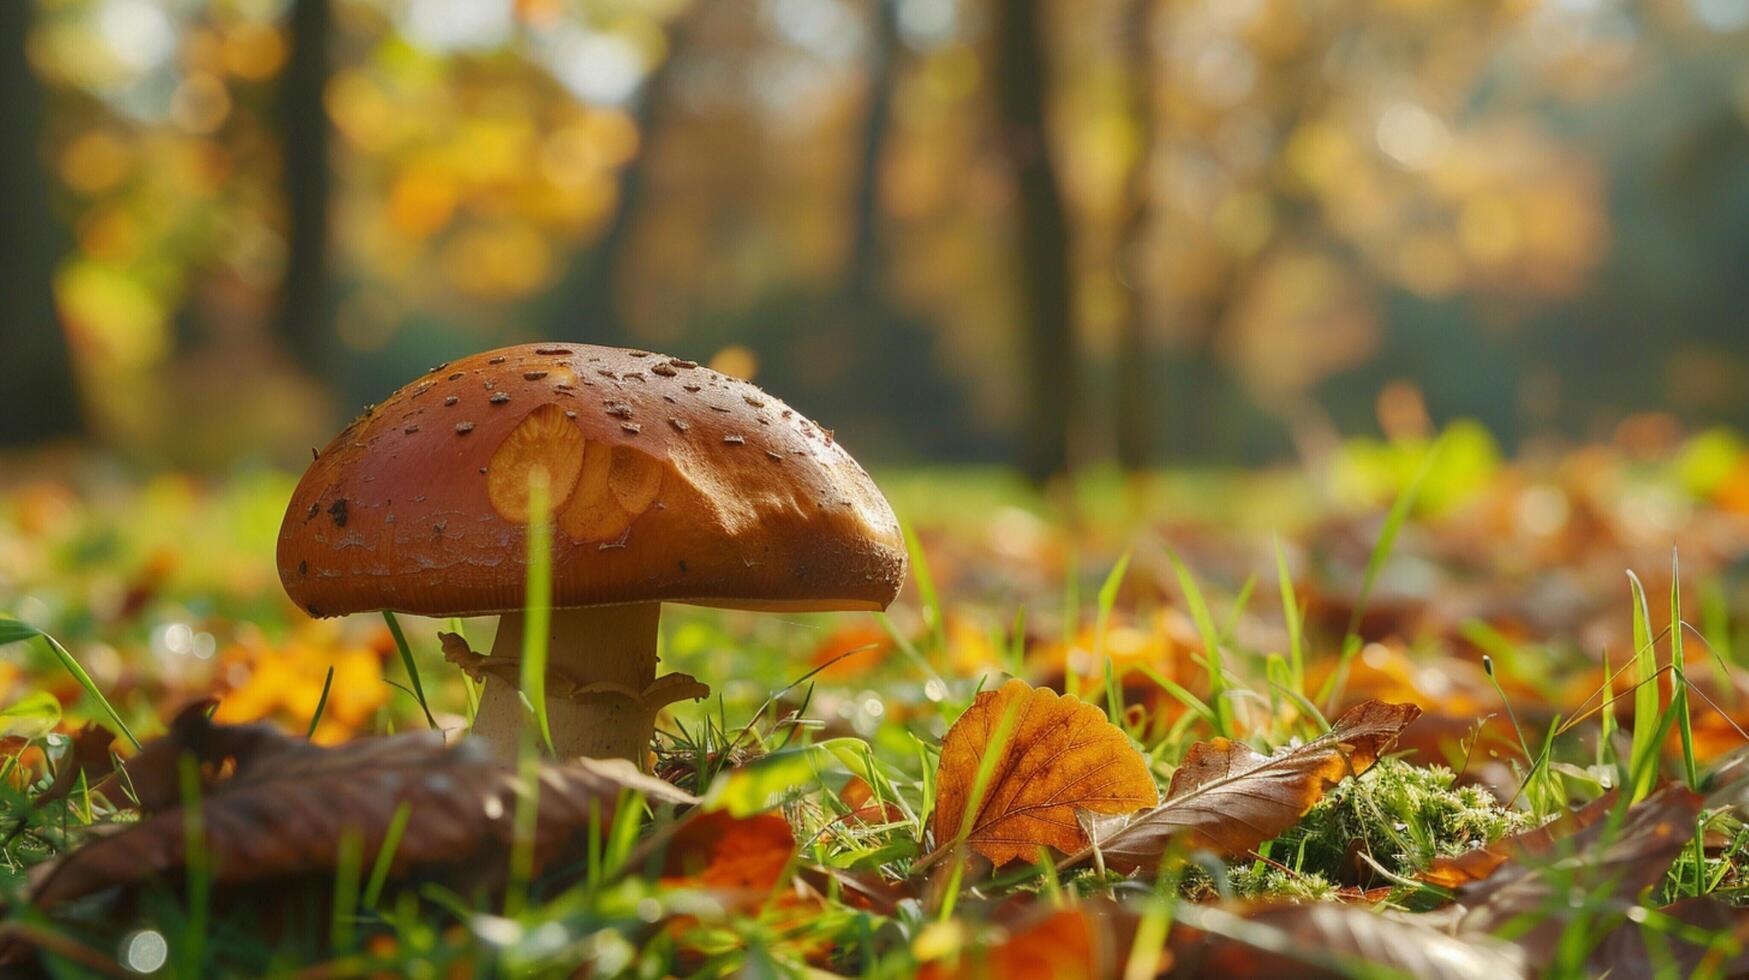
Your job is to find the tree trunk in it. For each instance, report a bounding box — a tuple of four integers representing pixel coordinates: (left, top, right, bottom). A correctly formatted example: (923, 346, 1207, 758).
(280, 0, 331, 373)
(1114, 0, 1157, 474)
(843, 0, 899, 309)
(541, 7, 709, 344)
(993, 0, 1077, 483)
(0, 0, 82, 445)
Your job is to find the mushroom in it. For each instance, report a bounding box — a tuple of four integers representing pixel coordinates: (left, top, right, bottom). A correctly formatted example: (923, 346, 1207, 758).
(277, 343, 906, 763)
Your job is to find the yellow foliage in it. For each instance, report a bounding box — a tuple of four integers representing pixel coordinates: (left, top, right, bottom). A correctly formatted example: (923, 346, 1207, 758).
(212, 631, 388, 745)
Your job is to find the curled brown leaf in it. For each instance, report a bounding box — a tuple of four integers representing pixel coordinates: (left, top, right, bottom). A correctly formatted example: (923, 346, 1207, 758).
(29, 708, 695, 911)
(1066, 699, 1420, 872)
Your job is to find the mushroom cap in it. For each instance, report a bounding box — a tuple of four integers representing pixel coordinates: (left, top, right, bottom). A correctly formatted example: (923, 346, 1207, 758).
(278, 344, 906, 618)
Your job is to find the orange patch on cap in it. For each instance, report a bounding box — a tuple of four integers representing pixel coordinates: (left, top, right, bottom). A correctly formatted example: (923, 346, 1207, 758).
(487, 404, 585, 522)
(557, 441, 664, 542)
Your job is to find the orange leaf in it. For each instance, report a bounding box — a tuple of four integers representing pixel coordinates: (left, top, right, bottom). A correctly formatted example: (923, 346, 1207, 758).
(919, 907, 1105, 980)
(840, 776, 905, 825)
(661, 810, 796, 893)
(932, 679, 1158, 867)
(811, 623, 891, 681)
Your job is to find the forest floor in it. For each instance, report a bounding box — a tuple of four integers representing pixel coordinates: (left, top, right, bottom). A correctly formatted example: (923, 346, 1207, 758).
(6, 424, 1749, 976)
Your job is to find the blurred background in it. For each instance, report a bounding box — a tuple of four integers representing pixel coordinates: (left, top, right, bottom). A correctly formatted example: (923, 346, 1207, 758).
(3, 0, 1748, 478)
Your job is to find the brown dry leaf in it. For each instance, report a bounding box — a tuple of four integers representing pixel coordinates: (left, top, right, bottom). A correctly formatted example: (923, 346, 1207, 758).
(1584, 897, 1749, 979)
(83, 698, 225, 814)
(1421, 788, 1620, 889)
(1453, 782, 1704, 949)
(31, 724, 117, 810)
(1166, 902, 1528, 980)
(796, 864, 915, 916)
(931, 679, 1158, 867)
(29, 704, 695, 910)
(1067, 699, 1420, 872)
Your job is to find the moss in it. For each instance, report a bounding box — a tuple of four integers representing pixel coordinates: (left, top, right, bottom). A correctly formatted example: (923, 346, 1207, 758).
(1273, 758, 1533, 885)
(1176, 862, 1339, 903)
(1225, 865, 1340, 902)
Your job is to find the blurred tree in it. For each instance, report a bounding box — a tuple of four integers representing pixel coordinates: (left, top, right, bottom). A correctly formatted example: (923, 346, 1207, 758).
(842, 0, 899, 313)
(539, 3, 712, 346)
(281, 0, 332, 372)
(0, 0, 81, 444)
(995, 0, 1077, 482)
(1113, 0, 1157, 473)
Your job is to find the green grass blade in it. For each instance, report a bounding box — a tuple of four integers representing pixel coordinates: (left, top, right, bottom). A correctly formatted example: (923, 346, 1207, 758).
(521, 471, 555, 755)
(362, 802, 412, 908)
(1275, 537, 1305, 695)
(1222, 574, 1257, 646)
(1094, 550, 1131, 649)
(1319, 434, 1445, 714)
(179, 754, 210, 974)
(1670, 551, 1697, 789)
(1062, 549, 1081, 642)
(0, 618, 140, 750)
(305, 666, 335, 740)
(1134, 664, 1216, 728)
(330, 828, 364, 952)
(1348, 436, 1444, 637)
(1166, 549, 1233, 738)
(508, 469, 555, 915)
(382, 611, 437, 729)
(1703, 580, 1735, 667)
(1599, 648, 1617, 766)
(903, 523, 947, 658)
(1093, 550, 1132, 704)
(450, 617, 482, 724)
(1627, 570, 1660, 802)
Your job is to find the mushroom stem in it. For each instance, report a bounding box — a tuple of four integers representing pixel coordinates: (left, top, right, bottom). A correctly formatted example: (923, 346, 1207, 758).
(471, 603, 662, 763)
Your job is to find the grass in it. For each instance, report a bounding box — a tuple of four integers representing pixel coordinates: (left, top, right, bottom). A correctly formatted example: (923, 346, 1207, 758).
(0, 618, 140, 750)
(382, 611, 437, 730)
(6, 449, 1749, 975)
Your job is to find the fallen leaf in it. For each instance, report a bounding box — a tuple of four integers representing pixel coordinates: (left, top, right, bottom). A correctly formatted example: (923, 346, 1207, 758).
(1167, 901, 1528, 980)
(796, 864, 915, 916)
(660, 809, 796, 893)
(917, 904, 1112, 980)
(1067, 699, 1420, 871)
(29, 705, 695, 910)
(840, 776, 906, 825)
(931, 679, 1158, 867)
(31, 724, 116, 810)
(89, 698, 224, 814)
(1421, 788, 1619, 889)
(1584, 898, 1749, 979)
(1454, 782, 1705, 949)
(810, 623, 892, 680)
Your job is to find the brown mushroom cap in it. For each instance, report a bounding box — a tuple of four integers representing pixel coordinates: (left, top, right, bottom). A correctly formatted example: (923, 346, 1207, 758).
(278, 344, 906, 618)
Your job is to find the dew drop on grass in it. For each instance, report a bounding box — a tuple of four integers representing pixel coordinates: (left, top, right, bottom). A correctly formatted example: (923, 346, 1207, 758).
(473, 915, 522, 946)
(121, 929, 168, 973)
